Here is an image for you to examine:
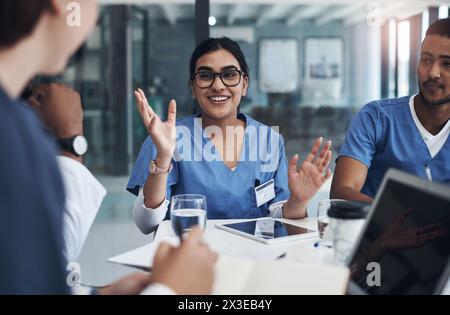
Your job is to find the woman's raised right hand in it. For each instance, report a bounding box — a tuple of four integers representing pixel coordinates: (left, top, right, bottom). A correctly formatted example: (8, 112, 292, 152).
(134, 88, 177, 160)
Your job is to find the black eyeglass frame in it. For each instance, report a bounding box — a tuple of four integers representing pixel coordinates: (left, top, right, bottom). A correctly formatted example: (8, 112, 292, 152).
(191, 69, 246, 89)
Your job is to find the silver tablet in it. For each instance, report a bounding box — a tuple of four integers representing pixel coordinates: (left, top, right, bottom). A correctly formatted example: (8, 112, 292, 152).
(215, 218, 317, 245)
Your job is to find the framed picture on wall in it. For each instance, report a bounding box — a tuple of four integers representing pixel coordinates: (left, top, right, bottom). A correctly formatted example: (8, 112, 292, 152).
(303, 37, 343, 102)
(259, 38, 299, 93)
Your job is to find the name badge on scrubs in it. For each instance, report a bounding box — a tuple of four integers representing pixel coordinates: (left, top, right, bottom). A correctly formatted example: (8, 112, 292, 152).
(254, 179, 275, 207)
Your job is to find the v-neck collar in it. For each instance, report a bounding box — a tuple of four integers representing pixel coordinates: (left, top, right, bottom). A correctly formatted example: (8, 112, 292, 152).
(409, 94, 450, 141)
(406, 95, 450, 161)
(193, 113, 248, 174)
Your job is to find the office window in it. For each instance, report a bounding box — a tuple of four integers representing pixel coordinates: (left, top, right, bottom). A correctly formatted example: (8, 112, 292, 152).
(206, 3, 386, 165)
(37, 4, 196, 175)
(439, 5, 449, 18)
(397, 20, 410, 97)
(421, 10, 429, 42)
(388, 19, 397, 98)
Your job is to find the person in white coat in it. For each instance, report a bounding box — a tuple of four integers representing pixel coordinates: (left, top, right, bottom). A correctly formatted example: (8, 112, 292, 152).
(27, 83, 106, 262)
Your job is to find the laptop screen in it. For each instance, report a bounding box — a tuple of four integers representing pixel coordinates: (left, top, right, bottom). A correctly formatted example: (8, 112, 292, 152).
(349, 178, 450, 294)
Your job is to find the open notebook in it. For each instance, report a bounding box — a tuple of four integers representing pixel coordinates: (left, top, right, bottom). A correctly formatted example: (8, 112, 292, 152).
(213, 256, 349, 295)
(109, 241, 350, 295)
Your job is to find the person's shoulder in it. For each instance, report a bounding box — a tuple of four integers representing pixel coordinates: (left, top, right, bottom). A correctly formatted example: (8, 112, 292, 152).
(0, 97, 47, 139)
(0, 92, 33, 117)
(175, 114, 196, 127)
(362, 96, 410, 113)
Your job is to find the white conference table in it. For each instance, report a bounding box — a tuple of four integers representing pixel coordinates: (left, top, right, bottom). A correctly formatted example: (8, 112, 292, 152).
(153, 217, 335, 265)
(107, 217, 449, 294)
(152, 218, 450, 295)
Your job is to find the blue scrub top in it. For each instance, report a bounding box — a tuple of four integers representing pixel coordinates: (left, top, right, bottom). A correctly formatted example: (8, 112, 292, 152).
(127, 113, 290, 219)
(0, 87, 68, 294)
(339, 96, 450, 198)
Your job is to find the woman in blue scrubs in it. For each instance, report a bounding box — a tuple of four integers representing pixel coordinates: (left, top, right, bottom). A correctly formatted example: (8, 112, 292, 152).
(128, 37, 332, 234)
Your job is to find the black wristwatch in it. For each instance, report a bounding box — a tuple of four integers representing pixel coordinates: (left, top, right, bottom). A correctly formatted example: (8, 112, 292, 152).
(58, 135, 88, 157)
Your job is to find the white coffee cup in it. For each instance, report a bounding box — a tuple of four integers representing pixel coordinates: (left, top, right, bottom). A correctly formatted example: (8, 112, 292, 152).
(327, 201, 371, 265)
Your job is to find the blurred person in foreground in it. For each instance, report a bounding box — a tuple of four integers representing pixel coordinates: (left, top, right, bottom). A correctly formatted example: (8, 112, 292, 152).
(0, 0, 216, 295)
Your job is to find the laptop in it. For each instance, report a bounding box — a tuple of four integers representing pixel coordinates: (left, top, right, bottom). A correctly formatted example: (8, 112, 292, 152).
(347, 168, 450, 295)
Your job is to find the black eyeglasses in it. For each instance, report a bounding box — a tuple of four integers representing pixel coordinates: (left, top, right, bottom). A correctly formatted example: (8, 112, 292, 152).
(192, 69, 245, 89)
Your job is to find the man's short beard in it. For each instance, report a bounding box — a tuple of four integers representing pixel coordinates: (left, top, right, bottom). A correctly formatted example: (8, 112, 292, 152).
(419, 91, 450, 106)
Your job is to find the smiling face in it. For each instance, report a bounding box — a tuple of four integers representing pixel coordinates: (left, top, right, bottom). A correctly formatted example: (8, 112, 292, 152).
(191, 49, 248, 121)
(418, 34, 450, 106)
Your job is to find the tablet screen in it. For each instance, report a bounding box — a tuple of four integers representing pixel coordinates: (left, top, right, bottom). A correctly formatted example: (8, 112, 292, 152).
(222, 218, 314, 240)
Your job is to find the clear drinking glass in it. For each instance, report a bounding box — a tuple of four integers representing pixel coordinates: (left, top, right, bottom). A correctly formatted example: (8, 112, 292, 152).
(316, 199, 344, 247)
(170, 194, 207, 238)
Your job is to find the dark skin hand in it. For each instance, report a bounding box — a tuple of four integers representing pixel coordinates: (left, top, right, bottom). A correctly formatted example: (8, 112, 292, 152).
(27, 83, 84, 162)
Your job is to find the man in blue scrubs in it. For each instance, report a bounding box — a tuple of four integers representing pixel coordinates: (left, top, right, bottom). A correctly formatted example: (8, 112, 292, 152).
(331, 18, 450, 202)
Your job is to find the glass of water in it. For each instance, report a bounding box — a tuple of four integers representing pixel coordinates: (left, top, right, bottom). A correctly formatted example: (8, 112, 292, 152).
(170, 194, 207, 238)
(317, 199, 344, 247)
